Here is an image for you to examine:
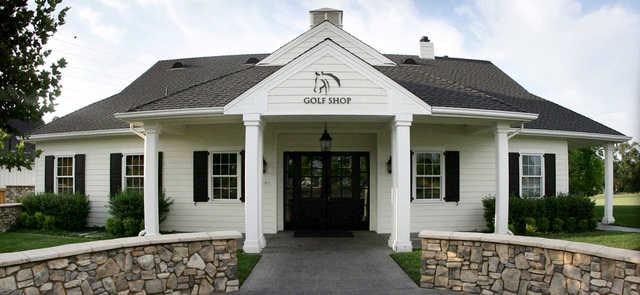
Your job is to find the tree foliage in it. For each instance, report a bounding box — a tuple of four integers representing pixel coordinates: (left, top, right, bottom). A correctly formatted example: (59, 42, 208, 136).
(614, 142, 640, 192)
(0, 0, 69, 170)
(569, 147, 604, 196)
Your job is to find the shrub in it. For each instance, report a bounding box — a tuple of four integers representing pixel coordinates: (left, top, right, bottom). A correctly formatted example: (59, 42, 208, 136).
(18, 212, 34, 229)
(536, 217, 550, 233)
(482, 195, 596, 235)
(552, 218, 565, 233)
(565, 217, 577, 233)
(19, 193, 90, 230)
(43, 215, 56, 230)
(105, 217, 123, 236)
(524, 217, 537, 234)
(33, 212, 46, 229)
(107, 190, 173, 236)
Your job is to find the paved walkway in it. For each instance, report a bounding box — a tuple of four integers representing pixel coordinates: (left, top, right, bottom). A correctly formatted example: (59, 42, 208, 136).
(239, 231, 451, 295)
(597, 223, 640, 233)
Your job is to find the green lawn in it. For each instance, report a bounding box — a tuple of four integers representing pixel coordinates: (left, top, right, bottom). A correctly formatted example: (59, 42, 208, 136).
(237, 250, 261, 285)
(390, 250, 421, 284)
(591, 193, 640, 228)
(0, 230, 100, 252)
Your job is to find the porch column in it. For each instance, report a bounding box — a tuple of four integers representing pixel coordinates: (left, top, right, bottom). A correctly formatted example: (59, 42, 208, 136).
(602, 143, 615, 224)
(243, 113, 265, 253)
(143, 125, 160, 236)
(494, 123, 510, 234)
(389, 114, 412, 252)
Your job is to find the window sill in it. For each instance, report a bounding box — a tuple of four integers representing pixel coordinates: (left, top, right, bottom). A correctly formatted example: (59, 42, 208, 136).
(411, 199, 446, 205)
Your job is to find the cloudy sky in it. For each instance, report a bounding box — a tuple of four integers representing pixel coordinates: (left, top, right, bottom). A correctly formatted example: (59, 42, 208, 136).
(46, 0, 640, 139)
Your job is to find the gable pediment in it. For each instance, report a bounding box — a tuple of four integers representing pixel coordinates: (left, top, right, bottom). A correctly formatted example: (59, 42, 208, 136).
(225, 40, 429, 116)
(258, 21, 395, 67)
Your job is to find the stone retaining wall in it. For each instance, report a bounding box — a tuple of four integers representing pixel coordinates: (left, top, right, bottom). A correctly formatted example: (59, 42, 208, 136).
(419, 231, 640, 295)
(0, 231, 242, 294)
(4, 186, 34, 203)
(0, 203, 22, 232)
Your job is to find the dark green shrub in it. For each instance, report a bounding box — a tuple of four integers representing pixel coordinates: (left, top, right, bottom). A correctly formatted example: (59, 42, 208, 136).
(482, 195, 596, 235)
(107, 190, 173, 236)
(43, 215, 56, 230)
(552, 218, 565, 233)
(33, 212, 45, 229)
(481, 197, 495, 232)
(122, 217, 142, 236)
(18, 212, 34, 228)
(105, 217, 123, 236)
(565, 217, 577, 233)
(524, 217, 537, 234)
(537, 217, 550, 233)
(19, 193, 90, 230)
(577, 219, 590, 232)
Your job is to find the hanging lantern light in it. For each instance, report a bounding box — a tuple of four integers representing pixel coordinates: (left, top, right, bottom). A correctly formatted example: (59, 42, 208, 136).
(319, 123, 332, 152)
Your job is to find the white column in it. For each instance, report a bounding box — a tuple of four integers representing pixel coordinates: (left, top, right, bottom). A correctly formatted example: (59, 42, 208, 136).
(602, 143, 615, 224)
(389, 114, 412, 252)
(257, 122, 266, 249)
(494, 123, 510, 234)
(143, 125, 160, 236)
(243, 114, 264, 253)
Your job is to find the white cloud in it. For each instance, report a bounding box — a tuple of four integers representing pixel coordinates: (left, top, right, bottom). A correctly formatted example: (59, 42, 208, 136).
(456, 0, 640, 139)
(77, 6, 124, 43)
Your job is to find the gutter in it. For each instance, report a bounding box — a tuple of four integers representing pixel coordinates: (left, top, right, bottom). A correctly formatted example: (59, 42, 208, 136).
(514, 128, 631, 142)
(114, 107, 225, 121)
(430, 107, 539, 121)
(28, 128, 134, 142)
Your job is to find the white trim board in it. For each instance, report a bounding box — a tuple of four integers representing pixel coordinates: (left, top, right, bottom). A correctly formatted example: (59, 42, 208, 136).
(258, 21, 395, 67)
(29, 128, 134, 142)
(514, 128, 631, 142)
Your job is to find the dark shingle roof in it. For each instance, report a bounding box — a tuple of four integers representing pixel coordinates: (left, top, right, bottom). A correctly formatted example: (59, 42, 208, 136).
(32, 52, 624, 136)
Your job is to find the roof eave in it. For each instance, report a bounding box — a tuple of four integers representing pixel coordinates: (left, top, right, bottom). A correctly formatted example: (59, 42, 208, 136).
(114, 107, 225, 122)
(28, 128, 133, 142)
(516, 128, 631, 143)
(430, 106, 539, 121)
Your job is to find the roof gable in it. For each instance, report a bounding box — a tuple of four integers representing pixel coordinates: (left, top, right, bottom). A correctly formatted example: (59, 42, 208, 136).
(226, 39, 428, 116)
(258, 21, 395, 66)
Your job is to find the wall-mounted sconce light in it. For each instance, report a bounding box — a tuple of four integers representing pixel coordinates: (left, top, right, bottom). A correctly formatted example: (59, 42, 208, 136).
(386, 156, 392, 174)
(263, 158, 267, 174)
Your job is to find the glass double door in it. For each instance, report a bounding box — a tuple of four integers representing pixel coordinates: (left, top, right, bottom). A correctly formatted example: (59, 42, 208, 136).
(284, 152, 370, 230)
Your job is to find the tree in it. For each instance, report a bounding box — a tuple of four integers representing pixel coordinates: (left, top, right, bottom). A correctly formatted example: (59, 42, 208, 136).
(0, 0, 69, 170)
(614, 142, 640, 192)
(569, 147, 604, 196)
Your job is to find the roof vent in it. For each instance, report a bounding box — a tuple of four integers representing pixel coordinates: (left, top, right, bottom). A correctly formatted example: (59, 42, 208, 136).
(245, 57, 260, 64)
(402, 58, 417, 65)
(419, 36, 434, 60)
(171, 61, 185, 69)
(309, 8, 343, 28)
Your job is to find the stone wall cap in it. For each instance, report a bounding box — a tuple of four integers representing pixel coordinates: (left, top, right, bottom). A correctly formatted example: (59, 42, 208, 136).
(0, 203, 22, 208)
(0, 231, 242, 267)
(419, 230, 640, 264)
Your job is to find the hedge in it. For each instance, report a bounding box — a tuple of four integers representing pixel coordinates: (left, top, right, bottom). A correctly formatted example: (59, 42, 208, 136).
(18, 193, 90, 231)
(106, 190, 173, 237)
(482, 195, 597, 235)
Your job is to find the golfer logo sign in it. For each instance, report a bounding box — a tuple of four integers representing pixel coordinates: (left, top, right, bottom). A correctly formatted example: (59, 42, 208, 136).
(304, 71, 352, 105)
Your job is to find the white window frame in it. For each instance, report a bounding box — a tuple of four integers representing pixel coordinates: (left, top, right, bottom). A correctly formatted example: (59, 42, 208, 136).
(209, 151, 242, 203)
(519, 153, 545, 198)
(122, 154, 145, 193)
(54, 155, 74, 194)
(412, 151, 445, 202)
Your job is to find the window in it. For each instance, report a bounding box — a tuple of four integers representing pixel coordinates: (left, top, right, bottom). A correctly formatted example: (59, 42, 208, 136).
(125, 155, 144, 193)
(414, 152, 443, 200)
(521, 154, 543, 197)
(212, 152, 240, 200)
(56, 156, 74, 194)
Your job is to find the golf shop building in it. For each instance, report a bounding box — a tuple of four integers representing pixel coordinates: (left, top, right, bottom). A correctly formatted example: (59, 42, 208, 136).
(29, 9, 629, 253)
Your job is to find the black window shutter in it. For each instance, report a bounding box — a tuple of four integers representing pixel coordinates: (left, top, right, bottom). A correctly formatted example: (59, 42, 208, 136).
(74, 154, 86, 195)
(44, 156, 54, 193)
(544, 153, 556, 197)
(508, 152, 520, 197)
(158, 151, 163, 195)
(444, 151, 460, 202)
(110, 153, 123, 197)
(240, 150, 245, 202)
(193, 151, 209, 202)
(410, 151, 414, 202)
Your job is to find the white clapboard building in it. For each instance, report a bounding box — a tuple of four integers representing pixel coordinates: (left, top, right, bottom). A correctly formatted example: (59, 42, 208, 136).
(29, 9, 629, 253)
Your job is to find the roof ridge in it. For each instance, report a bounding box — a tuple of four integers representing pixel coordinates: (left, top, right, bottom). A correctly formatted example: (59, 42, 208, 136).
(127, 66, 256, 112)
